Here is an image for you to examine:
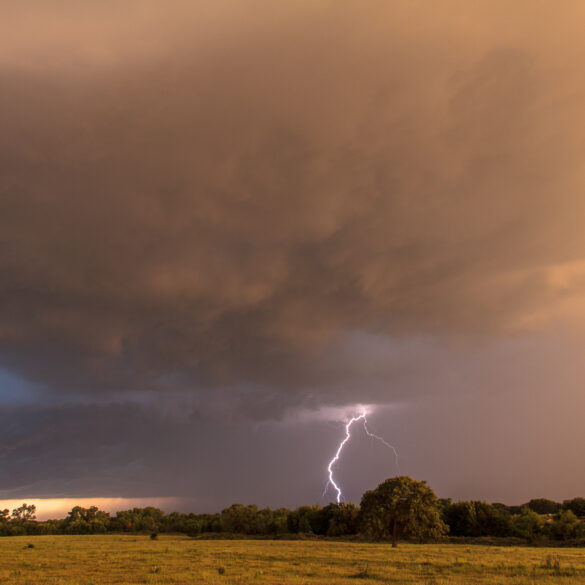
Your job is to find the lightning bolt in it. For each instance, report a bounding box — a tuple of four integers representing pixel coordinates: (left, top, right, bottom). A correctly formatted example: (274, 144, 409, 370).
(323, 409, 399, 503)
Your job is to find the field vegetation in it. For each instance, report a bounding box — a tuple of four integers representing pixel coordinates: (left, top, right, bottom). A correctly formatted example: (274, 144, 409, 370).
(2, 534, 585, 584)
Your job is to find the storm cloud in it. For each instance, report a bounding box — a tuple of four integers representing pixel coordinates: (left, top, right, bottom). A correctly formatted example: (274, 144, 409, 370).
(2, 1, 585, 508)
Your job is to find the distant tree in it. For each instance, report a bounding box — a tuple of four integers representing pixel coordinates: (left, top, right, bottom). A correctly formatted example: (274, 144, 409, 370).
(525, 498, 561, 515)
(63, 506, 110, 534)
(309, 506, 330, 536)
(324, 503, 359, 536)
(220, 504, 259, 534)
(166, 512, 221, 536)
(11, 504, 36, 522)
(443, 501, 513, 537)
(298, 514, 312, 533)
(562, 498, 585, 518)
(475, 503, 513, 537)
(112, 507, 164, 532)
(255, 508, 272, 534)
(359, 476, 447, 547)
(443, 501, 475, 536)
(268, 508, 291, 536)
(287, 506, 317, 534)
(297, 503, 357, 536)
(0, 509, 13, 536)
(438, 498, 452, 521)
(547, 509, 583, 541)
(208, 513, 222, 533)
(139, 507, 165, 531)
(512, 507, 545, 541)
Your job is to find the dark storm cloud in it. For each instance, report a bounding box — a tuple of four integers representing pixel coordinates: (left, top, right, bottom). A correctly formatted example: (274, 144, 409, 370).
(2, 1, 585, 505)
(5, 329, 585, 507)
(2, 1, 585, 407)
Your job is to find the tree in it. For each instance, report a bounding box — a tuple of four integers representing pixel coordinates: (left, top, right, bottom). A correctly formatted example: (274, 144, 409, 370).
(547, 509, 582, 541)
(323, 503, 359, 536)
(287, 506, 317, 534)
(443, 501, 513, 537)
(112, 507, 164, 532)
(359, 476, 447, 547)
(0, 509, 13, 536)
(562, 498, 585, 518)
(11, 503, 36, 522)
(268, 508, 291, 536)
(512, 507, 544, 541)
(63, 506, 110, 534)
(525, 498, 561, 515)
(220, 504, 259, 534)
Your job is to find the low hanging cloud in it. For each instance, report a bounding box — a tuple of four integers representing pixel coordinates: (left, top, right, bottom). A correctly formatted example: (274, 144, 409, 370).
(2, 1, 585, 415)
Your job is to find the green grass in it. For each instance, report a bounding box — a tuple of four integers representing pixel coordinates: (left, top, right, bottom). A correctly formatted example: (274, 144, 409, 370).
(2, 535, 585, 584)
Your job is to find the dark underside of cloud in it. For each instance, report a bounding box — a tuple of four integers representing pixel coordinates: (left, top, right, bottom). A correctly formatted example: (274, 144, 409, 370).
(2, 1, 585, 506)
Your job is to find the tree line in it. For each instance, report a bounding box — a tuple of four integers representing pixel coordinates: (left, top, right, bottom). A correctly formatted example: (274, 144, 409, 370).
(3, 477, 585, 545)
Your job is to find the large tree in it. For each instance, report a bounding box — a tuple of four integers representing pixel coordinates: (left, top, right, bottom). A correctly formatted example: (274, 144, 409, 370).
(359, 476, 447, 547)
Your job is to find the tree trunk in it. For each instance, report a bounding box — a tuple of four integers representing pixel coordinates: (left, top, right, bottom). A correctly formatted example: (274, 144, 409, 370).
(392, 522, 398, 548)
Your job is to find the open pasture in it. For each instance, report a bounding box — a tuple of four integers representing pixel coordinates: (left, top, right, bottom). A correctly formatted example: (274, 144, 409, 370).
(2, 535, 585, 585)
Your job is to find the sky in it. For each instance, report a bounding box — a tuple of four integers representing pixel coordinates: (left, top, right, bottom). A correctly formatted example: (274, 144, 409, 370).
(2, 0, 585, 519)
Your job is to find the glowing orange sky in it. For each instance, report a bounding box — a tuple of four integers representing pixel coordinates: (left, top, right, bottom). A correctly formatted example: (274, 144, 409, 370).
(0, 498, 180, 521)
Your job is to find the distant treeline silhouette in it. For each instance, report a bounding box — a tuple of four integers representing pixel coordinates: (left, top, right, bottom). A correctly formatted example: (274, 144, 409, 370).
(3, 488, 585, 544)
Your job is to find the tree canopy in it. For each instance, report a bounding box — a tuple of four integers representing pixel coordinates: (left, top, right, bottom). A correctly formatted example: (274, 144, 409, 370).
(359, 476, 447, 546)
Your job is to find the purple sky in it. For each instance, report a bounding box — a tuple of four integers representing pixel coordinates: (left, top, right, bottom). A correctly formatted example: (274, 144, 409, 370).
(2, 1, 585, 515)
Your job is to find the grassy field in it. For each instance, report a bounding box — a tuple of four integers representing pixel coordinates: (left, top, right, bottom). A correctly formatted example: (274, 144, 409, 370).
(1, 535, 585, 585)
